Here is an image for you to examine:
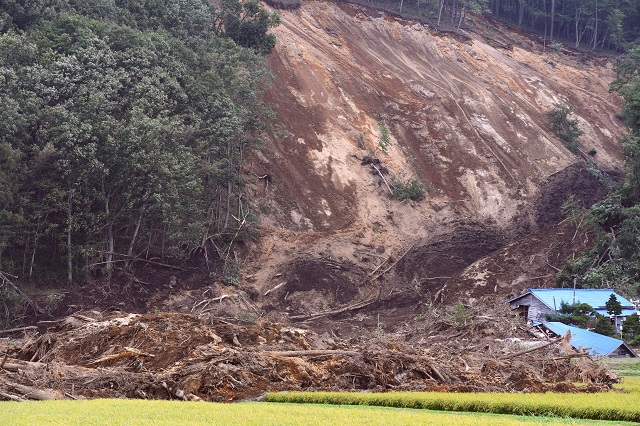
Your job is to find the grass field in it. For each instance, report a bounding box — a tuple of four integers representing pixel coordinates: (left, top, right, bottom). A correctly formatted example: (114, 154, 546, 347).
(601, 358, 640, 376)
(0, 399, 633, 426)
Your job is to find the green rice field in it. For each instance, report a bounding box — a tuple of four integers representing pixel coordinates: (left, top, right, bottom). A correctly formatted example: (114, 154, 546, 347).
(2, 368, 639, 425)
(264, 376, 640, 423)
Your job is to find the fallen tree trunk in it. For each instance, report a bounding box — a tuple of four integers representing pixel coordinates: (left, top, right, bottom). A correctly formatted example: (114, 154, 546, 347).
(288, 296, 378, 321)
(264, 350, 361, 357)
(5, 381, 64, 401)
(0, 272, 42, 314)
(0, 326, 38, 335)
(89, 347, 154, 365)
(501, 331, 570, 359)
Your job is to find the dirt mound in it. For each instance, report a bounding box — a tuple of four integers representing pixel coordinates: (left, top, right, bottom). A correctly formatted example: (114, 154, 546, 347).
(535, 163, 611, 228)
(396, 221, 506, 291)
(274, 258, 363, 315)
(0, 312, 618, 401)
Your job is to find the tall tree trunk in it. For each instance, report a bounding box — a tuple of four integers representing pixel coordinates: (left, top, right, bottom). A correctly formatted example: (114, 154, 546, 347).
(103, 178, 114, 281)
(106, 217, 114, 280)
(67, 188, 73, 283)
(126, 212, 143, 267)
(518, 0, 525, 26)
(574, 7, 580, 48)
(451, 0, 457, 23)
(399, 0, 403, 13)
(457, 4, 465, 29)
(224, 180, 232, 229)
(29, 234, 37, 278)
(550, 0, 555, 41)
(543, 0, 547, 48)
(592, 0, 598, 50)
(438, 0, 445, 26)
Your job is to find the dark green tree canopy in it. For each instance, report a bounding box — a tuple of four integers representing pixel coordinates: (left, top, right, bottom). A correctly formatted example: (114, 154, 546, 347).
(557, 40, 640, 305)
(605, 294, 623, 316)
(0, 0, 276, 286)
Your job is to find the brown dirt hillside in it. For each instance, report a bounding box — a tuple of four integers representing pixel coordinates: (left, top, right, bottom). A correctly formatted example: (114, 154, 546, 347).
(230, 0, 625, 327)
(13, 1, 625, 336)
(25, 1, 623, 336)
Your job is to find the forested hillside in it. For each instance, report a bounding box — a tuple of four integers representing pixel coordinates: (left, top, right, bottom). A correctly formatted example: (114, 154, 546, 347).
(358, 0, 640, 51)
(0, 0, 278, 286)
(556, 45, 640, 302)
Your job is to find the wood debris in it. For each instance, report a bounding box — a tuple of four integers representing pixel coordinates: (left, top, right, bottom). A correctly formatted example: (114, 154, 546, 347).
(0, 312, 618, 402)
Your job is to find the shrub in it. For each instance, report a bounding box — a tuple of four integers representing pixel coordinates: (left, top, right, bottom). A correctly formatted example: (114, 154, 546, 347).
(378, 123, 391, 154)
(549, 104, 583, 153)
(451, 302, 471, 329)
(390, 175, 425, 201)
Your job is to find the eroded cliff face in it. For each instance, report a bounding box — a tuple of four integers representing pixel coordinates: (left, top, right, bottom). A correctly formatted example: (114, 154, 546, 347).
(241, 1, 625, 314)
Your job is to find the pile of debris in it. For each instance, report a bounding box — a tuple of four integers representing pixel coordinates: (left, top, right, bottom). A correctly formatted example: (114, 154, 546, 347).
(0, 312, 618, 402)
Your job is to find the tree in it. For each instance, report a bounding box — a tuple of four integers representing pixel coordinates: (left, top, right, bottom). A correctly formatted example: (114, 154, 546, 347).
(622, 312, 640, 345)
(605, 294, 623, 316)
(214, 0, 280, 55)
(594, 314, 616, 336)
(0, 1, 274, 283)
(545, 302, 595, 327)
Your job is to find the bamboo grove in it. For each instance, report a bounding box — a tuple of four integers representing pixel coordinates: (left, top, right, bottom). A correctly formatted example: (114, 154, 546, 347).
(0, 0, 279, 283)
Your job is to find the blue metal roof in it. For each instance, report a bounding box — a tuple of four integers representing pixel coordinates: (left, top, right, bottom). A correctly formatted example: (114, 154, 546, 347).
(508, 288, 635, 311)
(541, 322, 637, 357)
(594, 308, 638, 317)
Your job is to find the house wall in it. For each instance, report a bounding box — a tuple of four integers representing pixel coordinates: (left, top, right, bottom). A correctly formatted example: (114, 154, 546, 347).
(608, 345, 636, 358)
(509, 294, 554, 322)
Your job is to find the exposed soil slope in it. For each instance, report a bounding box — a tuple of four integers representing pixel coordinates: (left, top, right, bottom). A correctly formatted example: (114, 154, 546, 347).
(17, 0, 626, 339)
(236, 0, 624, 323)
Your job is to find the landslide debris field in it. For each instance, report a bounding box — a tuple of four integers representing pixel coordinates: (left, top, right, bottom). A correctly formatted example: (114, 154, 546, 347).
(0, 310, 617, 402)
(0, 1, 631, 401)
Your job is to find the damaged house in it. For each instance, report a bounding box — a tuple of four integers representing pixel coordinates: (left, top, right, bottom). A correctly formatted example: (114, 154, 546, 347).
(506, 288, 637, 332)
(539, 322, 637, 358)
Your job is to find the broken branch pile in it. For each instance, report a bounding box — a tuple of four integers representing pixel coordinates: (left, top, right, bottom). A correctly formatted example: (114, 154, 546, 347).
(0, 312, 618, 401)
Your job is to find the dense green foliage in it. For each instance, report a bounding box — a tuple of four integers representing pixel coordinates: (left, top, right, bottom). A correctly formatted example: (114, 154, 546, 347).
(376, 0, 639, 51)
(594, 313, 617, 336)
(556, 43, 640, 310)
(377, 123, 391, 154)
(390, 174, 426, 201)
(545, 302, 595, 327)
(0, 0, 277, 284)
(605, 293, 623, 315)
(485, 0, 640, 50)
(622, 312, 640, 344)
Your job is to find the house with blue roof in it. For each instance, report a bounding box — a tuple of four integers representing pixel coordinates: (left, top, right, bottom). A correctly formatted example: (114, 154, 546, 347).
(506, 288, 637, 332)
(540, 322, 637, 358)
